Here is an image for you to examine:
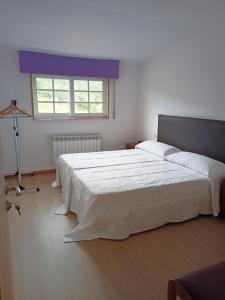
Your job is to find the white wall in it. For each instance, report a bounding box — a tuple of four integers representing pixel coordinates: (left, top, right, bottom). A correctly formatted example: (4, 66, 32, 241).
(0, 46, 140, 174)
(3, 16, 225, 175)
(137, 21, 225, 140)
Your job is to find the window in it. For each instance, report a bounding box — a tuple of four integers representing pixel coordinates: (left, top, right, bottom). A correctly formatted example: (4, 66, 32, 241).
(32, 75, 109, 119)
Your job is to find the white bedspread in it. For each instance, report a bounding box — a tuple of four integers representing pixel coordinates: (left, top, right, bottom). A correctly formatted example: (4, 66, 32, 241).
(54, 149, 162, 214)
(64, 160, 212, 242)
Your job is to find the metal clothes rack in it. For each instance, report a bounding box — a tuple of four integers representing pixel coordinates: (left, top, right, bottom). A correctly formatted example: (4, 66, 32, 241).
(0, 100, 40, 196)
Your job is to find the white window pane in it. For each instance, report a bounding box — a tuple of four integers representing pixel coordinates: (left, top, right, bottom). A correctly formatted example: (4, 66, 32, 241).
(37, 90, 53, 102)
(54, 79, 70, 90)
(54, 91, 70, 102)
(89, 103, 103, 113)
(38, 102, 53, 113)
(74, 80, 88, 91)
(89, 80, 103, 91)
(55, 103, 70, 113)
(36, 78, 52, 89)
(75, 103, 88, 113)
(74, 92, 88, 102)
(34, 75, 106, 118)
(89, 92, 103, 102)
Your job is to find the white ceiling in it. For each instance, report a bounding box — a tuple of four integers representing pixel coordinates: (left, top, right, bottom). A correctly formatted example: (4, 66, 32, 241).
(0, 0, 224, 61)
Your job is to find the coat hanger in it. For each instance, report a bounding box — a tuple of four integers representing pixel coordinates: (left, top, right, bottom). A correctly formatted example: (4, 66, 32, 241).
(1, 99, 39, 197)
(0, 100, 32, 118)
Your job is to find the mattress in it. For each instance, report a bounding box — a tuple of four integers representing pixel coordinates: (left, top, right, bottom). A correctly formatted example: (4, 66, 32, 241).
(64, 160, 212, 242)
(54, 149, 163, 214)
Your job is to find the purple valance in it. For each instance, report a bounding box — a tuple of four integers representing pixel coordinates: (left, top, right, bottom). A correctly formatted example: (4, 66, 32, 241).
(19, 51, 119, 79)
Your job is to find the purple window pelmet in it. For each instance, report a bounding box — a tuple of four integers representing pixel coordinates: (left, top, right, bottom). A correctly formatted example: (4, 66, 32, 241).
(19, 51, 119, 79)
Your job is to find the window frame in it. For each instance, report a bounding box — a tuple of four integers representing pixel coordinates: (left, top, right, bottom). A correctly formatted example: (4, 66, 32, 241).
(31, 74, 109, 120)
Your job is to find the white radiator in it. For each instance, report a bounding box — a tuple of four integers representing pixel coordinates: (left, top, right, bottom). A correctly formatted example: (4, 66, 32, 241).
(51, 134, 101, 165)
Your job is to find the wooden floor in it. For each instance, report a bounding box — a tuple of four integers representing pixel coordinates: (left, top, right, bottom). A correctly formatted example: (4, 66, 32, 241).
(6, 174, 225, 300)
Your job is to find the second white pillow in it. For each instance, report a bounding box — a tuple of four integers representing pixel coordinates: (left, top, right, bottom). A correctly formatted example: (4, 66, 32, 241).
(135, 140, 180, 158)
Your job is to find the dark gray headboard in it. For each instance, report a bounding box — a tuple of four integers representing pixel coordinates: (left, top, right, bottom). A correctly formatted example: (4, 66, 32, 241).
(157, 114, 225, 164)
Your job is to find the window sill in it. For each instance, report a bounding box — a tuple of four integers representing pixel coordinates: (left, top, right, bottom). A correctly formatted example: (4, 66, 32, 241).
(33, 113, 109, 120)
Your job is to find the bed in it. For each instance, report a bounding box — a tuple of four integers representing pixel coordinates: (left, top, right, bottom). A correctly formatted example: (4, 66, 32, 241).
(54, 115, 225, 242)
(54, 149, 164, 214)
(64, 159, 212, 242)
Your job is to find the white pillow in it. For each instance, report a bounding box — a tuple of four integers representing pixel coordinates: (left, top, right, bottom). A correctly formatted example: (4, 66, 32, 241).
(165, 151, 225, 216)
(135, 140, 180, 158)
(165, 151, 225, 177)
